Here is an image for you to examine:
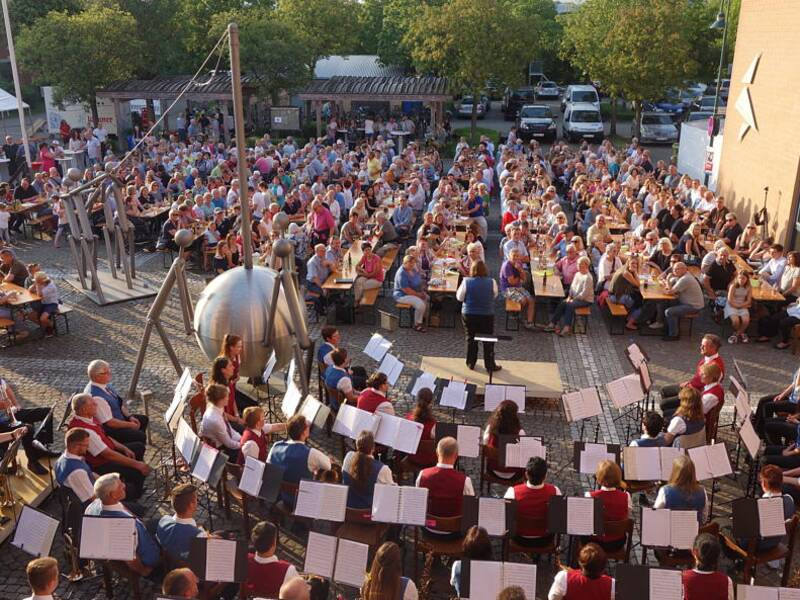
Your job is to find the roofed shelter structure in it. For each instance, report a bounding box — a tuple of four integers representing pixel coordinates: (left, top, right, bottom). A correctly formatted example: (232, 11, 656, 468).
(298, 75, 451, 138)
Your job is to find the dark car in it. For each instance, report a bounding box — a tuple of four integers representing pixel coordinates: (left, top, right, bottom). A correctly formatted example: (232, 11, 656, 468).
(516, 104, 557, 142)
(502, 86, 536, 120)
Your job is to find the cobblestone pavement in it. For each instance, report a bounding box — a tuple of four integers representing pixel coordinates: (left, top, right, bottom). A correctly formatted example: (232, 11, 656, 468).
(0, 213, 798, 598)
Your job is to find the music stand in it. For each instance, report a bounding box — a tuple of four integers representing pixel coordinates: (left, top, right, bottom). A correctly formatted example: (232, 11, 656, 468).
(474, 335, 513, 385)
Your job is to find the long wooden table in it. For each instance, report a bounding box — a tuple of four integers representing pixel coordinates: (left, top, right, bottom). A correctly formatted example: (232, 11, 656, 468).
(532, 271, 565, 298)
(0, 281, 41, 306)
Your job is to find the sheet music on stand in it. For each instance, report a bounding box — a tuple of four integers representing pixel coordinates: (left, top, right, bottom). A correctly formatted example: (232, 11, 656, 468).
(606, 374, 645, 410)
(574, 442, 619, 475)
(641, 508, 698, 549)
(238, 457, 284, 501)
(378, 352, 404, 386)
(616, 564, 683, 600)
(562, 387, 602, 422)
(440, 380, 469, 410)
(688, 443, 733, 481)
(12, 505, 59, 557)
(191, 443, 226, 487)
(188, 537, 248, 583)
(734, 388, 752, 427)
(738, 418, 761, 460)
(639, 361, 653, 393)
(331, 403, 381, 440)
(627, 343, 647, 369)
(738, 584, 800, 600)
(732, 497, 787, 539)
(460, 560, 536, 600)
(622, 447, 683, 481)
(461, 496, 516, 537)
(261, 351, 277, 381)
(733, 358, 749, 390)
(374, 413, 423, 454)
(501, 435, 546, 469)
(371, 484, 428, 525)
(175, 417, 200, 465)
(79, 516, 137, 561)
(435, 423, 481, 458)
(281, 380, 304, 417)
(304, 532, 369, 588)
(363, 333, 392, 362)
(484, 384, 526, 413)
(294, 480, 348, 522)
(165, 368, 194, 433)
(407, 371, 438, 398)
(298, 395, 331, 432)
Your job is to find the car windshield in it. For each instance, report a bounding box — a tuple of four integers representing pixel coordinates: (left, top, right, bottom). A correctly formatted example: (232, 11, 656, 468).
(687, 112, 711, 121)
(573, 110, 600, 123)
(540, 82, 557, 88)
(513, 89, 535, 100)
(572, 91, 597, 103)
(700, 97, 716, 107)
(461, 96, 474, 104)
(520, 107, 550, 118)
(642, 114, 673, 125)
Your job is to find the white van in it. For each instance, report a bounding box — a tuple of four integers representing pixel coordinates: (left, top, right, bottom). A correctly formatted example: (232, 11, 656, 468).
(562, 103, 604, 143)
(560, 84, 600, 112)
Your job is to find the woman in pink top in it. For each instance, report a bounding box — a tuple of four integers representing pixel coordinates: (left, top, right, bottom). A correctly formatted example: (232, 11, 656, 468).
(354, 242, 385, 305)
(39, 143, 56, 172)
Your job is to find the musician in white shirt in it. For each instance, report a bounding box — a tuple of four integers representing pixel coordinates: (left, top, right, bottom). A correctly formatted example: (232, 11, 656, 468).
(200, 383, 241, 461)
(22, 556, 59, 600)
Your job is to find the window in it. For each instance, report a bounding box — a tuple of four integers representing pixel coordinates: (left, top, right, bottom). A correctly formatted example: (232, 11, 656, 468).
(572, 110, 600, 123)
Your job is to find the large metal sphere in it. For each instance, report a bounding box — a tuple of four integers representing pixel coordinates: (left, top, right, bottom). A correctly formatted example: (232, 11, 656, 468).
(174, 229, 194, 248)
(273, 212, 289, 233)
(67, 168, 82, 182)
(272, 238, 293, 258)
(193, 266, 296, 377)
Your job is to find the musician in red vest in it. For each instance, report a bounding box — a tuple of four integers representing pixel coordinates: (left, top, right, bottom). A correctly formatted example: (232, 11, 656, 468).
(504, 457, 561, 547)
(548, 543, 614, 600)
(682, 533, 733, 600)
(238, 406, 286, 464)
(67, 393, 150, 500)
(587, 460, 631, 551)
(356, 372, 395, 415)
(416, 436, 474, 536)
(659, 334, 725, 414)
(405, 388, 437, 468)
(244, 520, 298, 598)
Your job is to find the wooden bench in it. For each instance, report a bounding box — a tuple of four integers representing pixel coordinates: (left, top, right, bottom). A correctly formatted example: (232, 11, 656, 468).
(605, 301, 629, 336)
(574, 306, 591, 334)
(396, 302, 413, 328)
(53, 304, 74, 336)
(678, 312, 698, 338)
(304, 299, 319, 324)
(360, 288, 380, 325)
(26, 215, 55, 240)
(381, 247, 400, 291)
(505, 299, 521, 331)
(0, 317, 16, 347)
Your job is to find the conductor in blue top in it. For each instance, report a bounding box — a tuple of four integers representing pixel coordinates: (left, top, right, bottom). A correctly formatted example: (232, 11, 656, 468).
(456, 260, 501, 372)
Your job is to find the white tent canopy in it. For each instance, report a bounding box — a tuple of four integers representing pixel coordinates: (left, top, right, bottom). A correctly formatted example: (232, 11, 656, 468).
(0, 87, 29, 112)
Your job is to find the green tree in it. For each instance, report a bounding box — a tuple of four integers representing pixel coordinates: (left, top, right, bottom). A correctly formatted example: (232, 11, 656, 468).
(16, 6, 143, 122)
(209, 8, 313, 103)
(405, 0, 549, 140)
(275, 0, 359, 68)
(562, 0, 699, 137)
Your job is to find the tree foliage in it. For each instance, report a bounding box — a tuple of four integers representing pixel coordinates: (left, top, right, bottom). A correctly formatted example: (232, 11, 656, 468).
(16, 6, 142, 121)
(562, 0, 699, 136)
(209, 9, 313, 102)
(275, 0, 359, 67)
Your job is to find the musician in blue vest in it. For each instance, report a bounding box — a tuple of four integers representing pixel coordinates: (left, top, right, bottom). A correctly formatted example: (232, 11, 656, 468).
(323, 349, 360, 410)
(156, 483, 206, 562)
(629, 412, 666, 447)
(85, 473, 161, 576)
(267, 414, 333, 507)
(342, 430, 395, 509)
(317, 326, 340, 368)
(55, 428, 97, 506)
(455, 260, 501, 372)
(84, 360, 149, 445)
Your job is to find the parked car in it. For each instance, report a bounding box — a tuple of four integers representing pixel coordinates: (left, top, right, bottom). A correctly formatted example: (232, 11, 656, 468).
(692, 95, 722, 112)
(535, 80, 560, 100)
(456, 95, 486, 119)
(516, 104, 558, 142)
(684, 81, 708, 97)
(638, 112, 678, 144)
(561, 84, 600, 112)
(685, 110, 713, 123)
(562, 103, 604, 143)
(502, 86, 536, 120)
(644, 98, 685, 115)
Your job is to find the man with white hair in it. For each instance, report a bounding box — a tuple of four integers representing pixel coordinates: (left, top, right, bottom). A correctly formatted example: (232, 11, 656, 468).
(85, 473, 160, 575)
(372, 211, 399, 257)
(84, 360, 148, 445)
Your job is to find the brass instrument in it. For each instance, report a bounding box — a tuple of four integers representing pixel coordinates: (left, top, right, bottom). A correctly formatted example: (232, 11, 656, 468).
(0, 472, 13, 508)
(62, 530, 84, 582)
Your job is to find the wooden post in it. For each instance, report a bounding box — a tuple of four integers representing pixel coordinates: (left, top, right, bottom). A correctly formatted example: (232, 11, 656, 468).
(315, 101, 322, 139)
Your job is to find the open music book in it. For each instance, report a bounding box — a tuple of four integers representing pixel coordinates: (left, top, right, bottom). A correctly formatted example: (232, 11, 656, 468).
(626, 343, 646, 369)
(616, 564, 683, 600)
(688, 443, 732, 481)
(188, 537, 248, 583)
(408, 371, 438, 398)
(737, 585, 800, 600)
(238, 456, 284, 501)
(622, 446, 683, 481)
(732, 497, 787, 539)
(79, 516, 137, 561)
(363, 333, 392, 362)
(460, 560, 536, 600)
(561, 387, 602, 422)
(281, 380, 304, 417)
(639, 362, 653, 393)
(738, 418, 761, 460)
(174, 417, 200, 466)
(641, 508, 699, 549)
(294, 480, 348, 522)
(484, 384, 526, 413)
(191, 443, 227, 487)
(606, 374, 645, 410)
(547, 496, 602, 536)
(371, 484, 428, 525)
(304, 532, 369, 588)
(435, 423, 480, 458)
(261, 351, 277, 381)
(374, 413, 424, 454)
(12, 505, 59, 557)
(462, 496, 517, 537)
(332, 403, 381, 440)
(378, 352, 404, 386)
(165, 368, 194, 433)
(500, 436, 546, 469)
(298, 395, 331, 432)
(440, 380, 469, 410)
(574, 442, 619, 475)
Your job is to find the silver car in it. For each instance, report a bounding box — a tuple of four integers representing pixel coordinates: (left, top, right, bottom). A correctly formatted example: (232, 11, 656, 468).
(639, 112, 678, 144)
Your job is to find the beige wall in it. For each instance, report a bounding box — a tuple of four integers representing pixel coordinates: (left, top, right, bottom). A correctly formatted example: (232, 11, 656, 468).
(717, 0, 800, 249)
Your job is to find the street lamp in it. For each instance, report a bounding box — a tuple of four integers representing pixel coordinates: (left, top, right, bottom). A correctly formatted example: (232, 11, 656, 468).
(704, 0, 731, 186)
